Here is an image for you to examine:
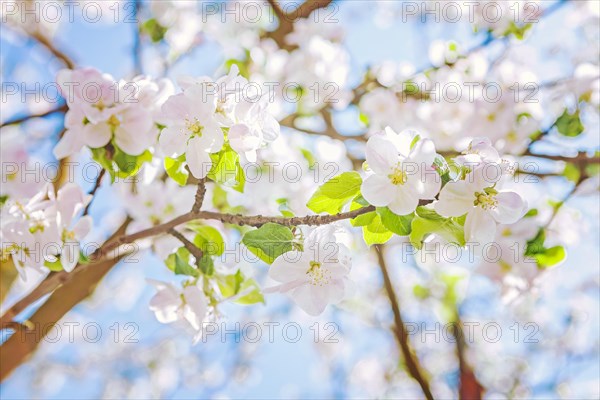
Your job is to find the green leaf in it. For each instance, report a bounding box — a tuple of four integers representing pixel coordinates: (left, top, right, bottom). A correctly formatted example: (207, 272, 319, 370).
(235, 278, 265, 305)
(197, 254, 214, 276)
(91, 147, 116, 182)
(189, 225, 225, 256)
(525, 229, 567, 268)
(208, 145, 245, 192)
(307, 172, 362, 215)
(173, 250, 199, 278)
(536, 246, 566, 268)
(141, 18, 168, 42)
(217, 270, 244, 298)
(409, 209, 465, 249)
(242, 223, 295, 264)
(217, 271, 265, 305)
(277, 198, 295, 217)
(349, 195, 376, 227)
(113, 147, 152, 178)
(164, 155, 189, 186)
(413, 284, 430, 299)
(362, 214, 393, 246)
(376, 207, 413, 236)
(300, 148, 316, 169)
(44, 259, 63, 272)
(165, 247, 199, 277)
(562, 163, 581, 183)
(525, 229, 546, 256)
(555, 109, 584, 137)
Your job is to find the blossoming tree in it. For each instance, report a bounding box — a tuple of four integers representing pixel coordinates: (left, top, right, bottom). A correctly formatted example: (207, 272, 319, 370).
(1, 0, 599, 398)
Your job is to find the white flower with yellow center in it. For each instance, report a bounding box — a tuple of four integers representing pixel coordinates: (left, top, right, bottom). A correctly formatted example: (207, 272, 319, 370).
(159, 84, 224, 179)
(361, 127, 441, 216)
(434, 164, 527, 244)
(266, 226, 352, 316)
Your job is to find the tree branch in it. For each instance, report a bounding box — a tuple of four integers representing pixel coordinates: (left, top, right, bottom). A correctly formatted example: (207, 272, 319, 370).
(0, 206, 380, 326)
(375, 245, 434, 400)
(192, 178, 207, 213)
(0, 220, 130, 329)
(29, 31, 75, 69)
(0, 104, 68, 128)
(169, 229, 203, 261)
(451, 314, 484, 400)
(83, 169, 106, 215)
(0, 254, 124, 381)
(265, 0, 334, 49)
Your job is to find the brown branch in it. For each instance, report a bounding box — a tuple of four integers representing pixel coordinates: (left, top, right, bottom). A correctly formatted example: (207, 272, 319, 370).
(523, 150, 599, 165)
(280, 115, 367, 142)
(192, 178, 207, 213)
(0, 104, 68, 128)
(375, 245, 434, 400)
(29, 31, 75, 69)
(0, 207, 376, 326)
(265, 0, 334, 49)
(0, 254, 124, 381)
(451, 315, 484, 400)
(169, 229, 203, 261)
(0, 220, 130, 329)
(83, 169, 106, 215)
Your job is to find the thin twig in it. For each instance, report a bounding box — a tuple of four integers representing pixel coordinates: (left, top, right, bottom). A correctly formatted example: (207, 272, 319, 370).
(83, 169, 106, 215)
(192, 178, 207, 213)
(169, 229, 204, 261)
(375, 245, 434, 400)
(29, 31, 75, 69)
(0, 104, 68, 128)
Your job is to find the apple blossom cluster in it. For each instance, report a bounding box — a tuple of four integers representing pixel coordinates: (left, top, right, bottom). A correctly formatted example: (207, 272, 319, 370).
(54, 68, 173, 159)
(0, 183, 91, 280)
(360, 49, 544, 154)
(159, 65, 280, 178)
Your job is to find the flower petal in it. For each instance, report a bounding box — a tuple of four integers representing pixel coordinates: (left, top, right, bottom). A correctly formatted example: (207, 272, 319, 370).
(465, 208, 496, 244)
(434, 181, 473, 217)
(491, 191, 526, 224)
(387, 187, 420, 216)
(361, 174, 396, 207)
(82, 122, 112, 149)
(60, 242, 80, 272)
(365, 135, 398, 175)
(159, 126, 188, 157)
(186, 136, 213, 179)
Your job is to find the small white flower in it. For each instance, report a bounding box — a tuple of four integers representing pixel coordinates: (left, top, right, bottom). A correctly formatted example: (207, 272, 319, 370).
(159, 85, 224, 179)
(148, 279, 208, 343)
(228, 97, 280, 162)
(434, 164, 527, 244)
(267, 226, 352, 316)
(455, 137, 501, 166)
(52, 184, 92, 272)
(361, 127, 441, 215)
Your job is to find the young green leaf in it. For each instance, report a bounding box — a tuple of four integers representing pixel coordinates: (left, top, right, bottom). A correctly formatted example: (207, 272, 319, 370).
(189, 225, 225, 256)
(362, 213, 393, 246)
(555, 109, 584, 137)
(164, 155, 189, 186)
(376, 207, 414, 235)
(242, 223, 295, 264)
(208, 145, 245, 192)
(307, 171, 362, 215)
